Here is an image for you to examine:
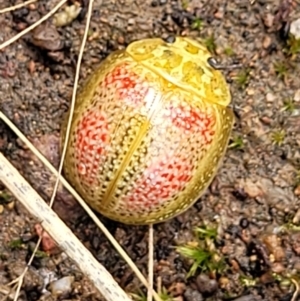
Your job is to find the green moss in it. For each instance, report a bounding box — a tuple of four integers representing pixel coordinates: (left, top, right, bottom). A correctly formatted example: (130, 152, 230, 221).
(239, 275, 257, 287)
(0, 190, 12, 205)
(234, 69, 250, 89)
(285, 35, 300, 56)
(176, 226, 225, 278)
(203, 35, 217, 54)
(181, 0, 189, 10)
(9, 239, 24, 250)
(281, 98, 296, 113)
(228, 136, 244, 149)
(273, 61, 288, 79)
(191, 18, 203, 30)
(224, 46, 235, 56)
(271, 129, 285, 146)
(131, 288, 175, 301)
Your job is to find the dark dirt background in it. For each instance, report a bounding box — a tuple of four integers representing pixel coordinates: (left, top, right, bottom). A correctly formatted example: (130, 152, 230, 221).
(1, 0, 300, 300)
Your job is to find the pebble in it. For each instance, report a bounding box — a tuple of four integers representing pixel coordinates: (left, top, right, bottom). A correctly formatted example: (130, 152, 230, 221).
(293, 207, 300, 224)
(6, 200, 15, 210)
(31, 24, 63, 51)
(159, 0, 167, 5)
(294, 185, 300, 196)
(48, 276, 75, 297)
(53, 3, 82, 27)
(246, 88, 255, 96)
(262, 36, 271, 49)
(263, 13, 274, 28)
(266, 92, 276, 102)
(196, 274, 218, 295)
(294, 89, 300, 102)
(240, 218, 249, 229)
(290, 18, 300, 39)
(261, 234, 285, 262)
(183, 287, 203, 301)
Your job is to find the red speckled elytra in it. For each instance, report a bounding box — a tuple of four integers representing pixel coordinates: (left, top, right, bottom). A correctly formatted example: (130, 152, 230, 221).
(61, 37, 234, 225)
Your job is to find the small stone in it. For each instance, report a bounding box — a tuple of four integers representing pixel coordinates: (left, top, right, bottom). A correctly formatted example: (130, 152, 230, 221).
(159, 0, 167, 5)
(291, 233, 300, 255)
(271, 262, 285, 273)
(214, 10, 224, 20)
(35, 224, 60, 254)
(263, 13, 274, 28)
(242, 179, 263, 198)
(196, 274, 218, 295)
(246, 88, 255, 95)
(0, 205, 4, 214)
(48, 276, 75, 297)
(53, 3, 82, 27)
(6, 201, 15, 210)
(262, 234, 285, 261)
(262, 36, 271, 49)
(218, 276, 229, 289)
(293, 207, 300, 223)
(294, 89, 300, 102)
(117, 36, 125, 45)
(31, 24, 63, 51)
(294, 185, 300, 196)
(290, 18, 300, 39)
(266, 92, 276, 102)
(240, 218, 249, 229)
(128, 18, 135, 25)
(260, 272, 275, 284)
(183, 287, 203, 301)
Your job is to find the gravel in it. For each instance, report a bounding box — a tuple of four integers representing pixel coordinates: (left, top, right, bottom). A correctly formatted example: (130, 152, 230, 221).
(0, 0, 300, 300)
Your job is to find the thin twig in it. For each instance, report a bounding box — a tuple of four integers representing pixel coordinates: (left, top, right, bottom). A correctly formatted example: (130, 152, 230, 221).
(48, 0, 94, 217)
(291, 278, 299, 301)
(147, 224, 154, 301)
(0, 0, 38, 14)
(0, 0, 67, 50)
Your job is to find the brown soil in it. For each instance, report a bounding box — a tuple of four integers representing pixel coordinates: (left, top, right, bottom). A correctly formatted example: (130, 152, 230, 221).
(1, 0, 300, 301)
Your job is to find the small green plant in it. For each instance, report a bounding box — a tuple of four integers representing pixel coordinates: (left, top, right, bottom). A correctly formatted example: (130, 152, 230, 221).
(0, 190, 11, 204)
(191, 18, 202, 30)
(181, 0, 189, 10)
(194, 225, 218, 240)
(273, 61, 288, 79)
(285, 35, 300, 56)
(131, 291, 147, 301)
(295, 170, 300, 186)
(176, 226, 225, 277)
(281, 98, 296, 113)
(224, 46, 235, 56)
(203, 35, 217, 54)
(228, 136, 244, 149)
(159, 287, 175, 301)
(271, 129, 285, 146)
(131, 287, 174, 301)
(239, 275, 257, 287)
(9, 239, 24, 250)
(34, 249, 49, 258)
(234, 69, 250, 89)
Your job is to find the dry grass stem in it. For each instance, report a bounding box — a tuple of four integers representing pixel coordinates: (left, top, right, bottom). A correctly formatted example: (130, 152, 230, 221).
(147, 224, 154, 301)
(0, 0, 38, 14)
(0, 152, 132, 301)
